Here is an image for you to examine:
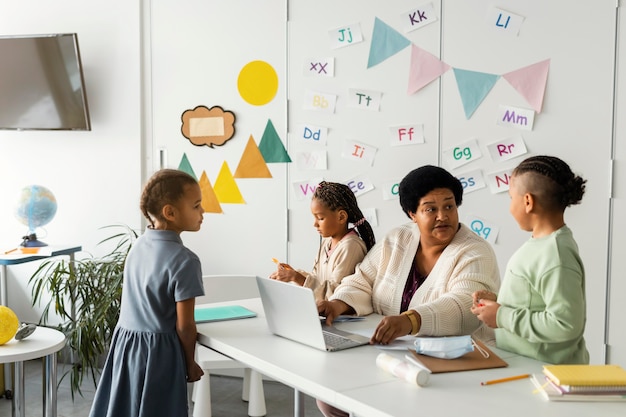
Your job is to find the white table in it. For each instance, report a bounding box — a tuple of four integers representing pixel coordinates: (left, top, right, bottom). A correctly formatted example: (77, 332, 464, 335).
(196, 298, 626, 417)
(0, 326, 65, 417)
(0, 245, 82, 306)
(0, 244, 81, 394)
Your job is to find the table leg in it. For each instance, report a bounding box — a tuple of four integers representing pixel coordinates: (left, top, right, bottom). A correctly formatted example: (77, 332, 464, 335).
(12, 361, 25, 417)
(293, 389, 304, 417)
(1, 265, 11, 392)
(43, 353, 57, 417)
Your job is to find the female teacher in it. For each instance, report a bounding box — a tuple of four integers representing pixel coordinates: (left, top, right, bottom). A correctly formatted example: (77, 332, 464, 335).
(316, 165, 501, 416)
(318, 164, 501, 342)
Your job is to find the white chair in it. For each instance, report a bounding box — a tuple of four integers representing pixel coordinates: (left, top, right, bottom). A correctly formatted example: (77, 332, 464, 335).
(191, 275, 266, 417)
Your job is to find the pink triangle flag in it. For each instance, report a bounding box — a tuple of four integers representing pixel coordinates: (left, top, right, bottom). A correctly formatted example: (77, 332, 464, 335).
(502, 59, 550, 113)
(407, 44, 451, 94)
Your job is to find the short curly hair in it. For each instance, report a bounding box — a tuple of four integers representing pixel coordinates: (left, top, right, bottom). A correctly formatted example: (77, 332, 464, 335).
(399, 165, 463, 218)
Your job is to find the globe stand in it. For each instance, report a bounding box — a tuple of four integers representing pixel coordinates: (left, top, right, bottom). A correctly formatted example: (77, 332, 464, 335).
(20, 233, 48, 247)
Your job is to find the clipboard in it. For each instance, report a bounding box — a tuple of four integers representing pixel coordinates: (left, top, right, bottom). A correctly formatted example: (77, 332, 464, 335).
(407, 339, 508, 373)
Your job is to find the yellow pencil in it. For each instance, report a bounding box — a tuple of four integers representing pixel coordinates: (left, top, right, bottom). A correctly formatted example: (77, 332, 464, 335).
(271, 258, 292, 270)
(480, 374, 530, 386)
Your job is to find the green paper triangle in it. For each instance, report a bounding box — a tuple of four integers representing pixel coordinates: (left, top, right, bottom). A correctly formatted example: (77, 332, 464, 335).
(258, 119, 291, 163)
(367, 17, 411, 68)
(178, 153, 197, 179)
(453, 68, 500, 119)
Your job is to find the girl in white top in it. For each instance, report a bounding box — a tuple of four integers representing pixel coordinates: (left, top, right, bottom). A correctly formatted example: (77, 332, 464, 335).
(270, 181, 375, 301)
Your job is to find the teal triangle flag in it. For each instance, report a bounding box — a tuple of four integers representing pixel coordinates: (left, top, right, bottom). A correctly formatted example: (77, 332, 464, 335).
(367, 17, 411, 68)
(258, 119, 291, 163)
(453, 68, 500, 119)
(178, 153, 197, 179)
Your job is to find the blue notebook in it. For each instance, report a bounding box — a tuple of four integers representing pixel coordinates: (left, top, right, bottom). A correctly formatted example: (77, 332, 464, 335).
(194, 305, 257, 323)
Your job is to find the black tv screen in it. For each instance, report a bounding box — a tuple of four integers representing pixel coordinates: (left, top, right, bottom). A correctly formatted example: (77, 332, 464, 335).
(0, 33, 91, 130)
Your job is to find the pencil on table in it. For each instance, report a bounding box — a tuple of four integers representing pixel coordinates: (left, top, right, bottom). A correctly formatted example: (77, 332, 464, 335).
(480, 374, 530, 386)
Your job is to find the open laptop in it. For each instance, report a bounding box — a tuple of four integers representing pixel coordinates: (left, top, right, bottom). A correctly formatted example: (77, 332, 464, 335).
(256, 276, 371, 352)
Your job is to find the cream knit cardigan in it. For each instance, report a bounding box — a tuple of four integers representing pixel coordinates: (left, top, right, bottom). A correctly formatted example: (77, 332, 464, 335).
(331, 222, 500, 337)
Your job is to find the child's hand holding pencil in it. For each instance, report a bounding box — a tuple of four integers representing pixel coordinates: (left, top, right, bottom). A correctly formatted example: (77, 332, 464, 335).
(271, 258, 292, 270)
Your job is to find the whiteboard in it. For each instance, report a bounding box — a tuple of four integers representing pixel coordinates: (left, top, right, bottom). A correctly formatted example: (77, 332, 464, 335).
(287, 0, 615, 363)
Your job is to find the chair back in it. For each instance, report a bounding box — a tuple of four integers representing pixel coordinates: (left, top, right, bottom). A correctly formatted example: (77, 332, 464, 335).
(196, 275, 260, 304)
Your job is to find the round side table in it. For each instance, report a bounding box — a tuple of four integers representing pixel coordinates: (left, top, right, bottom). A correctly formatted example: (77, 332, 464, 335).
(0, 326, 65, 417)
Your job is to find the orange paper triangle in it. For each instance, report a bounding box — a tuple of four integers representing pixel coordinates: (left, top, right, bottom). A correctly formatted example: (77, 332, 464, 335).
(234, 135, 273, 178)
(199, 171, 222, 213)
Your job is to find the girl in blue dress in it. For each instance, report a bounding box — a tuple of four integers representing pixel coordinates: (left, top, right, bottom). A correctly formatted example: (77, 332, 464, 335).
(90, 169, 205, 417)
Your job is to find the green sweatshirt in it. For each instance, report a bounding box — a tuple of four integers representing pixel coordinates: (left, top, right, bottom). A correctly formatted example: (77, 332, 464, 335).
(495, 226, 589, 364)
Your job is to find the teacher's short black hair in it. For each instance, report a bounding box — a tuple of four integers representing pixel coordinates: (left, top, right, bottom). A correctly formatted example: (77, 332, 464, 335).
(399, 165, 463, 218)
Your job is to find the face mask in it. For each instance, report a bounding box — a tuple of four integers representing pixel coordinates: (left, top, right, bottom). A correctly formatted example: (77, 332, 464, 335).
(414, 335, 474, 359)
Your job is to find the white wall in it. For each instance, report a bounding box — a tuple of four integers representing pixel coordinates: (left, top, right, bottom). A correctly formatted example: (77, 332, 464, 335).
(0, 0, 142, 322)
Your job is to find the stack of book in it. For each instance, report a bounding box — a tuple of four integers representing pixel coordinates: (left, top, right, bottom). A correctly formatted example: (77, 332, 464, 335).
(531, 364, 626, 402)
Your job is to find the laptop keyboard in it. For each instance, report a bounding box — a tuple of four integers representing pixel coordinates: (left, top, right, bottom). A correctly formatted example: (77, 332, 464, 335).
(322, 330, 361, 349)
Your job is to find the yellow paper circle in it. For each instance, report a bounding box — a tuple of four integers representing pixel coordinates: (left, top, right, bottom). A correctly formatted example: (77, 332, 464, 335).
(237, 60, 278, 106)
(0, 305, 19, 345)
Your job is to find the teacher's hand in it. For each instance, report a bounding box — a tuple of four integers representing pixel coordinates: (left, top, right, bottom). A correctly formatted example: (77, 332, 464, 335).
(317, 299, 350, 326)
(371, 315, 412, 345)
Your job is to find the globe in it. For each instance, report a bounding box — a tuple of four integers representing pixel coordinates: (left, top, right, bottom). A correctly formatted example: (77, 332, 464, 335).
(14, 184, 57, 247)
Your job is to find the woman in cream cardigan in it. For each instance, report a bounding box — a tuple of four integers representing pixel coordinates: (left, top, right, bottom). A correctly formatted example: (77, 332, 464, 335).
(317, 165, 501, 417)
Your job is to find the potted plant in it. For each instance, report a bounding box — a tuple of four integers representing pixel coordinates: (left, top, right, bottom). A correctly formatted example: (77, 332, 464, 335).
(29, 224, 138, 398)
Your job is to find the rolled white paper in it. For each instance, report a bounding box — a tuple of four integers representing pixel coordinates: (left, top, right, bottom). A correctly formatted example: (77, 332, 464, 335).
(376, 352, 430, 387)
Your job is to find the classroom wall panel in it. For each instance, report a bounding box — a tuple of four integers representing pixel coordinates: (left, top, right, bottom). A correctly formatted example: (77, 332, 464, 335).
(438, 0, 615, 364)
(287, 0, 442, 269)
(287, 0, 616, 364)
(149, 0, 288, 278)
(607, 4, 626, 368)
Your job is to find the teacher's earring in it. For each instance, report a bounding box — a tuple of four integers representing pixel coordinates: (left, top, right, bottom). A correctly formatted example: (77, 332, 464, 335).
(14, 323, 36, 341)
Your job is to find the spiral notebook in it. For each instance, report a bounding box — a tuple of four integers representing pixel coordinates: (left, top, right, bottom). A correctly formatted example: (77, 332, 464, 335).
(531, 374, 626, 402)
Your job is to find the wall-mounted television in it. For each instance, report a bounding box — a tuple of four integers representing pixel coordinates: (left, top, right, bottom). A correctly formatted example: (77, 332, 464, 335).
(0, 33, 91, 131)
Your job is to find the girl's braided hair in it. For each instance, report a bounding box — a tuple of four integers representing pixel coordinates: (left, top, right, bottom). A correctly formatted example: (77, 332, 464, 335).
(313, 181, 376, 250)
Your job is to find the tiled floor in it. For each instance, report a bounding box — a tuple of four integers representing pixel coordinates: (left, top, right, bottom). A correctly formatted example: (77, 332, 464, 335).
(0, 359, 323, 417)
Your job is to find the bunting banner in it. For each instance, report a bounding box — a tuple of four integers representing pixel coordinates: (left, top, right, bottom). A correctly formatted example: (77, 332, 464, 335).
(502, 59, 550, 113)
(453, 68, 500, 119)
(367, 17, 411, 68)
(407, 44, 451, 94)
(365, 17, 550, 120)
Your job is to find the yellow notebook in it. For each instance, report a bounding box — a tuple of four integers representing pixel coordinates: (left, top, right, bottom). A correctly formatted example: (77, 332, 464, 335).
(543, 364, 626, 387)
